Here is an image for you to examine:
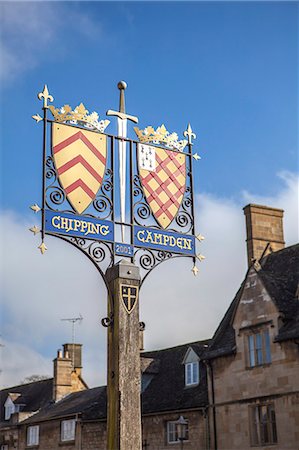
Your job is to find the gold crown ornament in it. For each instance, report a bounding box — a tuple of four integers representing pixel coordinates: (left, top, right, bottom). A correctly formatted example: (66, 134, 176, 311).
(134, 124, 188, 151)
(49, 103, 110, 133)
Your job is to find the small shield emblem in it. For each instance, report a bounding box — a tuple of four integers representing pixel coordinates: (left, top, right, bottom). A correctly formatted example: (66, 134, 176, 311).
(52, 123, 107, 214)
(138, 144, 186, 229)
(121, 284, 138, 314)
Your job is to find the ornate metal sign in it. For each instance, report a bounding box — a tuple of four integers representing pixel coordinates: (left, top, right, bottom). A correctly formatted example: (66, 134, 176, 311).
(31, 83, 204, 289)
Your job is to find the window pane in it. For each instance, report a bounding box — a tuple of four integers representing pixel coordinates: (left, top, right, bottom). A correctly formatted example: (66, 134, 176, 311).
(255, 333, 263, 365)
(167, 422, 177, 443)
(186, 364, 192, 385)
(269, 405, 278, 443)
(192, 362, 199, 384)
(264, 330, 271, 363)
(260, 405, 269, 444)
(248, 335, 255, 366)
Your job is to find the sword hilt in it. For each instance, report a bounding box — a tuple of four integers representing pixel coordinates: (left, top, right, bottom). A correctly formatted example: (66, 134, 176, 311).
(106, 81, 138, 124)
(118, 80, 126, 113)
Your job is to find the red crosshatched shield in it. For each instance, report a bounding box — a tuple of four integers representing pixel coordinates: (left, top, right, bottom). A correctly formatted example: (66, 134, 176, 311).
(52, 123, 107, 214)
(138, 145, 186, 229)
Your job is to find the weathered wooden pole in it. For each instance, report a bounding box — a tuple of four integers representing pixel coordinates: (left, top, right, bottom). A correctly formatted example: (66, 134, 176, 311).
(105, 259, 142, 450)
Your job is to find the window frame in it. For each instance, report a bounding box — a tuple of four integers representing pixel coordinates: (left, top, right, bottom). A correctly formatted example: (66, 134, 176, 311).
(26, 425, 39, 447)
(61, 419, 76, 442)
(166, 420, 189, 444)
(185, 361, 199, 386)
(246, 328, 271, 368)
(249, 403, 278, 446)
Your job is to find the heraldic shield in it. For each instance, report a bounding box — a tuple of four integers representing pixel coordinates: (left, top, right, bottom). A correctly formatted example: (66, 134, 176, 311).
(121, 284, 138, 314)
(138, 145, 186, 229)
(52, 123, 107, 214)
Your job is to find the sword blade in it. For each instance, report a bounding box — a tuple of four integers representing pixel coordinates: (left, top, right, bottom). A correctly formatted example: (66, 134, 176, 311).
(118, 117, 127, 242)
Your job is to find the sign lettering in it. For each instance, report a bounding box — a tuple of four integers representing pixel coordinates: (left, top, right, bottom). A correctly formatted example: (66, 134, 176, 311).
(134, 226, 195, 256)
(45, 210, 114, 242)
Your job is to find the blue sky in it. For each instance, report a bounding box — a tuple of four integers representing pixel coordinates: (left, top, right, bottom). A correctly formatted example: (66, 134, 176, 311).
(0, 1, 298, 387)
(1, 1, 298, 213)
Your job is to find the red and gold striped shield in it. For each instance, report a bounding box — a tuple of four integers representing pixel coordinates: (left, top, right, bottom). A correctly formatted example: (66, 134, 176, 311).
(138, 146, 186, 229)
(52, 123, 107, 214)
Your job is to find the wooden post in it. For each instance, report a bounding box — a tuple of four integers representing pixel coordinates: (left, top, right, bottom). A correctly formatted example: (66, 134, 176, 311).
(106, 260, 142, 450)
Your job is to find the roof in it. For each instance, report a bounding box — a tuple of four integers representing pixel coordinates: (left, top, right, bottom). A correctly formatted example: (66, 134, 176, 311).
(206, 243, 299, 359)
(0, 378, 53, 424)
(21, 340, 209, 424)
(22, 386, 107, 423)
(142, 340, 209, 414)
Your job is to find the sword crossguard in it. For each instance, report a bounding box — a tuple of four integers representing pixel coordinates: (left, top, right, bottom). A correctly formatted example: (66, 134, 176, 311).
(106, 109, 138, 124)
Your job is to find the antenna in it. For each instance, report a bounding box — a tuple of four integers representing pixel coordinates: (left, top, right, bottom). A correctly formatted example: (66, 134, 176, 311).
(61, 314, 83, 368)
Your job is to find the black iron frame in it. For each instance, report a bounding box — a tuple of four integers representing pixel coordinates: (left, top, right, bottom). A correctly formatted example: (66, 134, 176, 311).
(40, 117, 197, 290)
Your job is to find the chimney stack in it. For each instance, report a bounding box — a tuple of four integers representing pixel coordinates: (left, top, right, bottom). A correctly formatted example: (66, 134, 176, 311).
(63, 343, 82, 376)
(243, 204, 285, 267)
(53, 349, 72, 402)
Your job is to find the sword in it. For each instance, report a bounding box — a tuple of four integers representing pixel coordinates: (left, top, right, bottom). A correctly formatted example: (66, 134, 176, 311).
(107, 81, 138, 242)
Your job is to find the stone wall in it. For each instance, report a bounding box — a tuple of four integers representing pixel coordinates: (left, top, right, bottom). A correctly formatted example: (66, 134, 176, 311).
(142, 411, 207, 450)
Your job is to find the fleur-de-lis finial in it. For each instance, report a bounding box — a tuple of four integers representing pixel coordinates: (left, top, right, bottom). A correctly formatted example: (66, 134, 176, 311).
(184, 123, 196, 145)
(38, 85, 54, 109)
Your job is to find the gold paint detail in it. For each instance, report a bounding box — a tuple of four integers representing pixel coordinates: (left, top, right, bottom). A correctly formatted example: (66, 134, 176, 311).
(38, 85, 54, 109)
(32, 114, 43, 123)
(38, 242, 47, 254)
(197, 253, 205, 262)
(134, 124, 187, 151)
(120, 284, 139, 315)
(49, 103, 110, 132)
(30, 204, 41, 213)
(193, 153, 201, 161)
(196, 233, 205, 242)
(29, 225, 40, 235)
(184, 123, 196, 145)
(192, 265, 199, 276)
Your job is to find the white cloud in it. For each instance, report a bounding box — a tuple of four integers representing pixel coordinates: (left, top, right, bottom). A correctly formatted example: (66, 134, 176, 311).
(0, 3, 101, 84)
(0, 341, 51, 389)
(0, 173, 298, 388)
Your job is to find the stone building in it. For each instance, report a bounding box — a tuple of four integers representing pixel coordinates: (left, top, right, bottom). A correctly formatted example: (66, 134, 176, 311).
(205, 204, 299, 450)
(1, 204, 298, 449)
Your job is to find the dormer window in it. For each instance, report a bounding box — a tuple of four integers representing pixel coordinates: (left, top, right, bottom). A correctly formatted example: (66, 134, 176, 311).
(4, 397, 15, 420)
(183, 347, 200, 387)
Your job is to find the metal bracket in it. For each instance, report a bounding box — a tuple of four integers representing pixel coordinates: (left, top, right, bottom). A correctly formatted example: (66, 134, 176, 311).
(101, 314, 114, 328)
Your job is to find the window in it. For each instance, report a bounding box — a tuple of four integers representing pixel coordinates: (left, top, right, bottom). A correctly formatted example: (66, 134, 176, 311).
(61, 419, 76, 442)
(4, 398, 15, 420)
(27, 426, 39, 446)
(185, 362, 199, 386)
(250, 404, 277, 446)
(247, 329, 271, 367)
(1, 445, 9, 450)
(167, 421, 189, 444)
